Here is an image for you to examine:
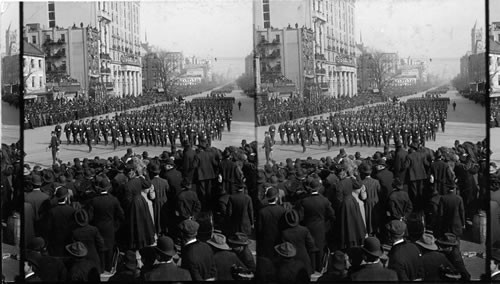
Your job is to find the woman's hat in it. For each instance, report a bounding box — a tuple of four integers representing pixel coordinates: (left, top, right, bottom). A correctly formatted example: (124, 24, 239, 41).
(207, 233, 231, 250)
(284, 209, 300, 227)
(65, 242, 88, 258)
(74, 209, 89, 227)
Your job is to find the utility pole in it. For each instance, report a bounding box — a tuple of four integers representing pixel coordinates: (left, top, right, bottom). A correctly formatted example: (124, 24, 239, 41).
(0, 2, 8, 144)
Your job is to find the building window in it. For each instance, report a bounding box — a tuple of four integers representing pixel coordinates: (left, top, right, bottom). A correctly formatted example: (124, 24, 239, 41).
(60, 34, 65, 42)
(46, 35, 51, 42)
(31, 59, 35, 68)
(32, 36, 36, 44)
(38, 59, 42, 68)
(48, 2, 54, 11)
(32, 77, 35, 88)
(40, 76, 43, 87)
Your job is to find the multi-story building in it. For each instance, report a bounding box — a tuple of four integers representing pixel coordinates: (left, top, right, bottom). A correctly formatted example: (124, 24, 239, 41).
(23, 40, 46, 98)
(491, 22, 500, 43)
(490, 38, 500, 94)
(471, 21, 485, 54)
(24, 1, 142, 97)
(254, 27, 314, 98)
(458, 22, 486, 92)
(254, 0, 356, 97)
(24, 24, 101, 99)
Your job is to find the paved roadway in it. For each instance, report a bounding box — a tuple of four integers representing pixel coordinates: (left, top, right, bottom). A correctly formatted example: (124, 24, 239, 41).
(1, 101, 20, 145)
(256, 87, 487, 280)
(24, 89, 255, 168)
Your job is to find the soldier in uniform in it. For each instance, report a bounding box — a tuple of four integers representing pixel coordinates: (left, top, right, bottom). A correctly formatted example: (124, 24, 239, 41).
(64, 122, 72, 145)
(78, 120, 85, 144)
(111, 123, 119, 150)
(278, 123, 286, 145)
(299, 123, 307, 153)
(325, 123, 333, 150)
(85, 123, 94, 153)
(269, 124, 276, 145)
(54, 123, 62, 143)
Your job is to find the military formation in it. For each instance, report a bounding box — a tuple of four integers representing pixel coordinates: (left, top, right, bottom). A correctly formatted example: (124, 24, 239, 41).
(56, 97, 235, 153)
(268, 98, 449, 153)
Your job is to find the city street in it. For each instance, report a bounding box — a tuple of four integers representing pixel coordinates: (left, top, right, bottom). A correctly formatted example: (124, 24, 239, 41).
(24, 89, 255, 168)
(1, 101, 20, 145)
(257, 89, 485, 166)
(256, 88, 486, 280)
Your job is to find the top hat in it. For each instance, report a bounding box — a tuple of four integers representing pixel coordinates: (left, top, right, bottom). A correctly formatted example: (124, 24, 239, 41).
(274, 242, 296, 258)
(416, 233, 438, 251)
(156, 236, 176, 258)
(207, 233, 231, 251)
(339, 148, 347, 158)
(65, 242, 88, 258)
(362, 237, 383, 258)
(284, 209, 300, 227)
(227, 232, 250, 246)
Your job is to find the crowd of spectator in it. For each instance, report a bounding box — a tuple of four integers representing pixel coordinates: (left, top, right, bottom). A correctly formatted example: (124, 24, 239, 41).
(23, 138, 259, 281)
(255, 138, 487, 282)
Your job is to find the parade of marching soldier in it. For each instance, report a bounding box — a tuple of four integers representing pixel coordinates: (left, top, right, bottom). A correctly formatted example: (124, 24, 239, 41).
(254, 0, 487, 282)
(19, 1, 258, 282)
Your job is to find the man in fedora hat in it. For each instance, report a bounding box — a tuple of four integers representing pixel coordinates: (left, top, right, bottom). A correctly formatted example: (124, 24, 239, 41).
(387, 178, 413, 222)
(71, 209, 105, 274)
(373, 158, 394, 208)
(386, 220, 425, 281)
(143, 236, 191, 281)
(318, 250, 348, 282)
(491, 248, 500, 280)
(228, 232, 255, 271)
(296, 180, 335, 275)
(281, 209, 317, 276)
(415, 232, 457, 281)
(257, 187, 286, 259)
(405, 142, 428, 211)
(350, 237, 398, 281)
(227, 180, 254, 236)
(87, 177, 124, 274)
(193, 137, 218, 211)
(148, 162, 169, 235)
(48, 131, 60, 165)
(65, 241, 100, 282)
(179, 219, 217, 281)
(26, 237, 68, 281)
(436, 233, 470, 281)
(438, 183, 465, 238)
(207, 232, 246, 280)
(46, 186, 76, 257)
(274, 242, 310, 284)
(25, 174, 50, 225)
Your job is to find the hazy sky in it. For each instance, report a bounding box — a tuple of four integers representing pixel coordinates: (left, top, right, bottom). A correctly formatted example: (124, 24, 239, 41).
(140, 0, 252, 60)
(1, 2, 19, 54)
(356, 0, 485, 59)
(492, 0, 500, 22)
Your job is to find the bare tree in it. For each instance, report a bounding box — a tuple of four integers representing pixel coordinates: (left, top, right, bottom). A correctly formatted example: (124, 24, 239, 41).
(368, 51, 400, 96)
(23, 58, 37, 95)
(156, 51, 183, 97)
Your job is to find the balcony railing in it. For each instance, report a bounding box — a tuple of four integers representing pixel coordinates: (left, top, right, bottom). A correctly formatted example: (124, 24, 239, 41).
(100, 53, 112, 60)
(104, 82, 114, 89)
(320, 82, 329, 89)
(100, 67, 111, 74)
(315, 53, 326, 61)
(315, 68, 326, 75)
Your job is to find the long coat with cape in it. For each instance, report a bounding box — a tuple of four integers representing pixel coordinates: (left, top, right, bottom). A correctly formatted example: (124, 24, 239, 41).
(339, 194, 366, 250)
(128, 194, 155, 250)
